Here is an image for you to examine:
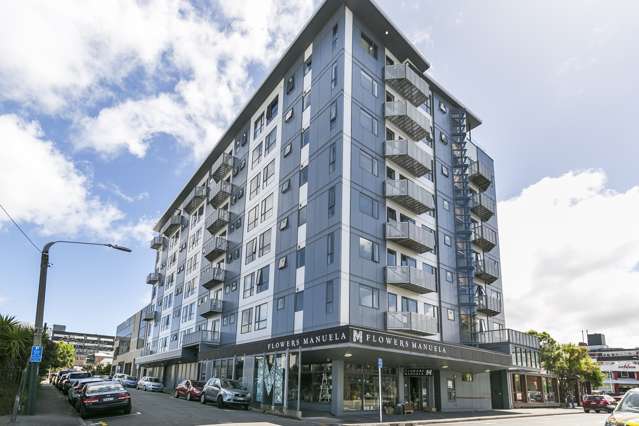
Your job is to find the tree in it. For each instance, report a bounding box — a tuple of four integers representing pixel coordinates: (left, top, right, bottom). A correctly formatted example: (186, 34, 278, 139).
(0, 314, 33, 370)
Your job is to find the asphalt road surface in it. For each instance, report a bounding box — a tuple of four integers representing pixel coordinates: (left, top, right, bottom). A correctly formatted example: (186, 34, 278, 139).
(447, 412, 608, 425)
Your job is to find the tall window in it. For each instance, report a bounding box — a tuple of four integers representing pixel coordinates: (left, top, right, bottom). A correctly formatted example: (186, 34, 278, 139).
(249, 174, 260, 199)
(255, 303, 268, 330)
(252, 142, 263, 168)
(360, 32, 378, 58)
(359, 284, 379, 309)
(329, 101, 337, 128)
(241, 308, 253, 334)
(360, 108, 378, 135)
(359, 150, 378, 176)
(263, 160, 275, 187)
(298, 206, 307, 226)
(302, 91, 311, 110)
(258, 228, 272, 256)
(359, 237, 379, 262)
(327, 232, 335, 264)
(388, 292, 397, 312)
(296, 247, 306, 268)
(304, 56, 312, 75)
(243, 273, 254, 298)
(328, 186, 336, 217)
(247, 205, 259, 232)
(260, 193, 274, 222)
(359, 192, 379, 218)
(294, 291, 304, 312)
(245, 238, 257, 264)
(360, 70, 378, 97)
(266, 96, 278, 124)
(301, 128, 310, 148)
(265, 127, 277, 154)
(254, 113, 264, 139)
(325, 281, 334, 313)
(256, 265, 269, 293)
(331, 62, 338, 89)
(329, 143, 336, 173)
(332, 23, 338, 51)
(402, 297, 418, 313)
(299, 165, 308, 186)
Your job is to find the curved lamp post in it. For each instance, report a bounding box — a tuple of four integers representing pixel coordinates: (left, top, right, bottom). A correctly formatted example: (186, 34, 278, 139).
(25, 241, 131, 415)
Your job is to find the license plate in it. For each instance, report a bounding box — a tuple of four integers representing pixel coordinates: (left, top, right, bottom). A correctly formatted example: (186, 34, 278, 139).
(103, 397, 114, 401)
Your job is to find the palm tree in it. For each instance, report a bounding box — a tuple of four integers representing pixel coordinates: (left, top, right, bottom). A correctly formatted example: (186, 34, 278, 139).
(0, 314, 33, 370)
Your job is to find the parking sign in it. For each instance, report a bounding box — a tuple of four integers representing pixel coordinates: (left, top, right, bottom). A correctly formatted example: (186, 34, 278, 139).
(377, 357, 383, 369)
(30, 345, 43, 363)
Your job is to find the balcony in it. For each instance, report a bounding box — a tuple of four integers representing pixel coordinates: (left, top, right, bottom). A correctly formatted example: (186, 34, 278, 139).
(470, 193, 496, 221)
(384, 140, 433, 178)
(471, 223, 498, 252)
(150, 236, 165, 250)
(211, 153, 236, 183)
(205, 209, 234, 235)
(384, 100, 432, 141)
(385, 312, 438, 336)
(198, 299, 224, 318)
(469, 160, 493, 192)
(476, 295, 502, 316)
(474, 256, 500, 284)
(475, 328, 540, 350)
(200, 265, 226, 290)
(385, 179, 435, 215)
(184, 186, 208, 213)
(202, 236, 228, 261)
(385, 266, 437, 294)
(162, 213, 183, 236)
(146, 272, 163, 285)
(181, 330, 221, 348)
(141, 307, 157, 322)
(384, 63, 430, 106)
(385, 221, 435, 253)
(209, 181, 236, 209)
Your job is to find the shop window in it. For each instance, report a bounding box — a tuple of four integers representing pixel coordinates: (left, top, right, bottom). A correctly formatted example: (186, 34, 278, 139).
(447, 378, 456, 401)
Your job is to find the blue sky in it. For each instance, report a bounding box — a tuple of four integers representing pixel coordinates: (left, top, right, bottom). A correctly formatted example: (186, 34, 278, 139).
(1, 0, 637, 347)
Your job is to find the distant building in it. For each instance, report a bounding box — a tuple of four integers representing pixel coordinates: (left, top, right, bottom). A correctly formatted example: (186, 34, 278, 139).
(112, 308, 149, 377)
(50, 324, 115, 367)
(586, 333, 639, 394)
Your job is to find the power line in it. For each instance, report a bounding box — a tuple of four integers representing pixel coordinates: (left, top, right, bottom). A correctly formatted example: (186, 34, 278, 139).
(0, 202, 41, 253)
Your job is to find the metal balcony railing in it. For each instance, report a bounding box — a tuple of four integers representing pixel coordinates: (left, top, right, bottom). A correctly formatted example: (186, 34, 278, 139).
(469, 160, 493, 192)
(184, 186, 208, 213)
(209, 181, 236, 209)
(384, 63, 430, 106)
(470, 193, 496, 222)
(146, 272, 163, 285)
(205, 209, 233, 235)
(162, 213, 183, 236)
(200, 265, 226, 289)
(384, 100, 432, 141)
(385, 311, 438, 336)
(198, 299, 224, 318)
(211, 153, 236, 183)
(141, 306, 157, 322)
(202, 237, 228, 261)
(475, 329, 540, 350)
(385, 221, 435, 253)
(471, 223, 498, 252)
(385, 179, 435, 215)
(150, 236, 165, 250)
(474, 256, 500, 284)
(385, 266, 437, 294)
(384, 140, 433, 178)
(476, 295, 502, 316)
(181, 330, 221, 347)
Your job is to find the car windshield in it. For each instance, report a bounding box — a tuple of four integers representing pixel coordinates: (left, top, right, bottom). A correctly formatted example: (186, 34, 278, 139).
(70, 372, 91, 379)
(147, 377, 161, 383)
(86, 383, 125, 395)
(221, 379, 244, 389)
(618, 392, 639, 413)
(125, 376, 137, 381)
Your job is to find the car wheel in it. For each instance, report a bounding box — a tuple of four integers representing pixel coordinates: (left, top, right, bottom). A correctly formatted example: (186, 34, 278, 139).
(595, 410, 600, 413)
(186, 393, 191, 401)
(79, 405, 88, 419)
(584, 409, 589, 413)
(217, 396, 224, 409)
(243, 404, 249, 410)
(174, 390, 179, 398)
(123, 404, 132, 415)
(200, 393, 206, 404)
(144, 386, 147, 391)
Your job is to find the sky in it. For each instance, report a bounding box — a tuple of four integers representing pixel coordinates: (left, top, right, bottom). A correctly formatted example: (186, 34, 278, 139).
(0, 0, 637, 348)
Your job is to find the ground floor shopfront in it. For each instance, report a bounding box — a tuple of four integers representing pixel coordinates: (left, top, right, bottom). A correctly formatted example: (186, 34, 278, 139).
(138, 325, 525, 415)
(510, 371, 561, 408)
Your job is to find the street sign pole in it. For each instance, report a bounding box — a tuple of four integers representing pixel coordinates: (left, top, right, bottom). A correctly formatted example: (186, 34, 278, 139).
(377, 357, 383, 423)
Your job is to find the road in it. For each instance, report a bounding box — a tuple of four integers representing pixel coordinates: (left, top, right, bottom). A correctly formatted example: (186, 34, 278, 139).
(440, 413, 608, 425)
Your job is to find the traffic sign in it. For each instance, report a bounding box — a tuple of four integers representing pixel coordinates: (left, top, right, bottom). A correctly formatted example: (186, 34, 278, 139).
(377, 357, 383, 369)
(30, 345, 43, 363)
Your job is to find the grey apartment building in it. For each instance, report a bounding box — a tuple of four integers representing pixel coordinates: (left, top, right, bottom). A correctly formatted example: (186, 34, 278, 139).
(135, 0, 541, 415)
(112, 307, 150, 377)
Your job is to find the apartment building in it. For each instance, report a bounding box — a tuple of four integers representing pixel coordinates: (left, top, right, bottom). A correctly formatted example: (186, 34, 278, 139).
(112, 308, 150, 377)
(135, 0, 540, 415)
(50, 324, 115, 367)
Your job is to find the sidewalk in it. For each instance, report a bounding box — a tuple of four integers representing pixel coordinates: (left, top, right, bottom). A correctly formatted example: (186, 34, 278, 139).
(303, 407, 582, 425)
(0, 382, 82, 426)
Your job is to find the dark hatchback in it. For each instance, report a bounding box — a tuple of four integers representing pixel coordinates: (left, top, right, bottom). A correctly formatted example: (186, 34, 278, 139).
(75, 381, 131, 419)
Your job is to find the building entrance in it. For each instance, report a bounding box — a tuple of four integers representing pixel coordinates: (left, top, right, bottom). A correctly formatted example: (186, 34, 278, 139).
(405, 375, 431, 411)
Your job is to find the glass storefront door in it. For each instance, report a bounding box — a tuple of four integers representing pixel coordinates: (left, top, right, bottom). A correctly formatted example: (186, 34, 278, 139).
(405, 376, 431, 411)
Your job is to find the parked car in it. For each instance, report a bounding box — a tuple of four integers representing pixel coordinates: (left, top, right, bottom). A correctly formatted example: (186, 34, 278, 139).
(52, 370, 71, 386)
(112, 373, 126, 382)
(116, 375, 138, 388)
(605, 388, 639, 425)
(583, 394, 616, 413)
(62, 371, 92, 394)
(137, 376, 163, 392)
(174, 380, 204, 401)
(201, 378, 250, 409)
(68, 378, 107, 405)
(75, 381, 131, 419)
(57, 373, 73, 391)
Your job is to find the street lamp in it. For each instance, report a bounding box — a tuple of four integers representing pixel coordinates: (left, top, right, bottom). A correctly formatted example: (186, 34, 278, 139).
(25, 240, 131, 415)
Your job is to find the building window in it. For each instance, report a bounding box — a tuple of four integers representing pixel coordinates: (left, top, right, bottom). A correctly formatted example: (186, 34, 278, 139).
(247, 205, 259, 232)
(263, 159, 275, 187)
(446, 271, 454, 283)
(443, 199, 450, 211)
(388, 292, 397, 312)
(447, 309, 455, 321)
(294, 291, 304, 312)
(243, 273, 254, 298)
(302, 91, 311, 111)
(331, 62, 338, 89)
(255, 303, 268, 331)
(359, 150, 378, 176)
(360, 108, 378, 136)
(304, 56, 312, 75)
(249, 174, 260, 199)
(258, 228, 272, 256)
(299, 165, 308, 186)
(254, 113, 264, 139)
(240, 308, 253, 334)
(298, 206, 307, 226)
(401, 296, 418, 313)
(286, 75, 295, 94)
(260, 193, 274, 222)
(326, 280, 334, 313)
(301, 128, 310, 148)
(265, 127, 277, 154)
(329, 101, 337, 129)
(276, 297, 285, 311)
(441, 164, 449, 177)
(329, 143, 336, 173)
(358, 284, 379, 309)
(360, 32, 378, 59)
(327, 232, 335, 265)
(444, 234, 452, 247)
(266, 96, 278, 124)
(332, 23, 338, 51)
(245, 238, 257, 264)
(447, 378, 456, 400)
(296, 247, 306, 268)
(359, 192, 379, 219)
(328, 186, 336, 217)
(256, 265, 269, 293)
(360, 70, 378, 97)
(359, 237, 379, 262)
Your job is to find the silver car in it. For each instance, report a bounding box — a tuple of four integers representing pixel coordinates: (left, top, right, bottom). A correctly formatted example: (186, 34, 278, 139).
(67, 377, 106, 405)
(137, 376, 164, 392)
(201, 378, 250, 409)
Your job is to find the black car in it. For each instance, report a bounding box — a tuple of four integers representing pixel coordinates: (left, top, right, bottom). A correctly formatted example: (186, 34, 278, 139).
(75, 381, 131, 419)
(62, 371, 91, 393)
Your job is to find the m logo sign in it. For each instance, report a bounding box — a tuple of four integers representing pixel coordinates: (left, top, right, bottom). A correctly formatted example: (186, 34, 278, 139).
(352, 329, 363, 344)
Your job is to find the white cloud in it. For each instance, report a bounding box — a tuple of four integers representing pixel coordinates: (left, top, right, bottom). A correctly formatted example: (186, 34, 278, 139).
(499, 170, 639, 348)
(98, 183, 148, 203)
(0, 114, 153, 243)
(0, 0, 315, 160)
